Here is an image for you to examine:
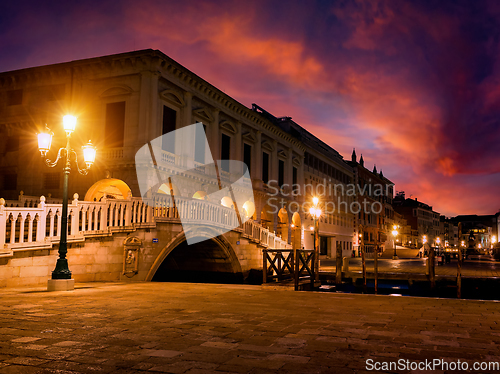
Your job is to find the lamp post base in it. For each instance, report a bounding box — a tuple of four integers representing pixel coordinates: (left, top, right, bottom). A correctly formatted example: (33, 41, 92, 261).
(47, 279, 74, 292)
(392, 255, 399, 260)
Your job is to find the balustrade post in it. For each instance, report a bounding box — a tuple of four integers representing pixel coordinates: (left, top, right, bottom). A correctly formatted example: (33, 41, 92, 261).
(124, 201, 131, 225)
(88, 208, 94, 231)
(114, 204, 119, 226)
(10, 215, 16, 244)
(81, 209, 87, 232)
(27, 216, 33, 243)
(99, 203, 107, 231)
(56, 212, 61, 237)
(36, 196, 47, 242)
(18, 215, 26, 243)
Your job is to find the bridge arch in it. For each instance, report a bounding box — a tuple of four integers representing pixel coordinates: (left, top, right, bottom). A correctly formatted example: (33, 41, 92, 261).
(146, 227, 243, 283)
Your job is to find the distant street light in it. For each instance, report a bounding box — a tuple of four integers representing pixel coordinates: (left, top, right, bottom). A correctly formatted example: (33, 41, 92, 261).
(38, 115, 96, 291)
(392, 225, 399, 260)
(309, 197, 321, 281)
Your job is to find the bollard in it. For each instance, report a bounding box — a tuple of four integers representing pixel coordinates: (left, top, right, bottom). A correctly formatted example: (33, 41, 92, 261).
(342, 256, 349, 272)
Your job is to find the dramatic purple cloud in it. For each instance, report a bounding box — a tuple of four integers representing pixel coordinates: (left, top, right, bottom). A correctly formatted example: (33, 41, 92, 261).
(1, 0, 499, 216)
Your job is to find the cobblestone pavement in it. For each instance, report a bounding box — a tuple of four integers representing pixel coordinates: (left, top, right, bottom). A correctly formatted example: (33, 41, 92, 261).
(0, 282, 499, 373)
(321, 258, 500, 277)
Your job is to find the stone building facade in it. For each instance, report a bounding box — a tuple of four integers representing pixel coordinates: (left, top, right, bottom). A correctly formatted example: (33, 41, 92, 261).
(0, 49, 367, 254)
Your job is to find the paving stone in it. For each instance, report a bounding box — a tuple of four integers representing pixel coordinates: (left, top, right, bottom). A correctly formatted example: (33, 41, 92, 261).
(0, 282, 499, 373)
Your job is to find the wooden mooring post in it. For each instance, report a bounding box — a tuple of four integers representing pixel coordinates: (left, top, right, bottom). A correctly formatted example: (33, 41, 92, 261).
(361, 244, 367, 293)
(457, 222, 462, 298)
(374, 245, 378, 294)
(429, 246, 436, 291)
(336, 242, 342, 285)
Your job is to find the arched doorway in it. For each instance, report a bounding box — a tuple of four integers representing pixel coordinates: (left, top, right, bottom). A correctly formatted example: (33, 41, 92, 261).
(84, 178, 132, 201)
(242, 200, 256, 219)
(192, 191, 207, 200)
(157, 183, 180, 196)
(291, 212, 302, 249)
(149, 230, 243, 284)
(277, 208, 289, 242)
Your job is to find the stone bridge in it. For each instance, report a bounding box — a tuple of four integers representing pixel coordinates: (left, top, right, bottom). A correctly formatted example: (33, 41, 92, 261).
(0, 194, 290, 288)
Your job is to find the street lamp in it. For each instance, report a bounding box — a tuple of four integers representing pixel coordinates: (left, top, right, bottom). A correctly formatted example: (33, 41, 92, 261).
(309, 197, 321, 282)
(392, 225, 399, 260)
(37, 115, 96, 291)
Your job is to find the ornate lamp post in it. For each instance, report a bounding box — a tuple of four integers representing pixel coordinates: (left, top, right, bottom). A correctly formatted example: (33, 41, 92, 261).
(37, 115, 96, 291)
(392, 225, 399, 260)
(309, 196, 321, 282)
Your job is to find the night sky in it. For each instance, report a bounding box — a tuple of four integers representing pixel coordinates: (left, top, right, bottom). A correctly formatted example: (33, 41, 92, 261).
(1, 0, 499, 217)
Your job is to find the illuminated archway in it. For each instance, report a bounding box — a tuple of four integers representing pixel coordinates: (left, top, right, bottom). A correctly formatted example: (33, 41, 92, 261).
(84, 178, 132, 201)
(242, 201, 255, 219)
(157, 183, 180, 196)
(221, 196, 234, 208)
(193, 191, 207, 200)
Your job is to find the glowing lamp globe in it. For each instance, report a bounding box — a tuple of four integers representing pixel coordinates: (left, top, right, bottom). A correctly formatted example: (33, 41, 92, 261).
(314, 208, 321, 218)
(37, 127, 53, 156)
(82, 140, 97, 168)
(63, 115, 77, 134)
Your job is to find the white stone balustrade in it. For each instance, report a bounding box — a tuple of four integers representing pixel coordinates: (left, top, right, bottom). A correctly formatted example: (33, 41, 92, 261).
(0, 194, 291, 256)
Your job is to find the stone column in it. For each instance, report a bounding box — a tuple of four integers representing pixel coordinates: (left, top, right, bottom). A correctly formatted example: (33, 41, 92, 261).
(210, 109, 220, 160)
(287, 147, 293, 189)
(270, 140, 278, 184)
(234, 121, 242, 176)
(183, 92, 192, 128)
(234, 121, 242, 162)
(254, 131, 262, 182)
(137, 70, 159, 145)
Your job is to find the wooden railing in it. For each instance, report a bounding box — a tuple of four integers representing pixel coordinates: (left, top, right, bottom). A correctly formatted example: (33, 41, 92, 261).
(262, 249, 315, 290)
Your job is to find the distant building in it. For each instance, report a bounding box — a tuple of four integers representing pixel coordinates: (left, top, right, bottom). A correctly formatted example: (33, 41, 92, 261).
(0, 49, 378, 256)
(252, 105, 355, 258)
(393, 192, 440, 247)
(346, 151, 394, 255)
(449, 215, 496, 251)
(439, 216, 459, 248)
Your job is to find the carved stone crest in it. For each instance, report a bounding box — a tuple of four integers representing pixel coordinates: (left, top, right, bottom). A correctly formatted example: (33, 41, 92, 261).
(123, 236, 141, 276)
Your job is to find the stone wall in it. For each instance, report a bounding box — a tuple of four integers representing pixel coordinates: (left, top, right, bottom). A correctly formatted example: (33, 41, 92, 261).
(0, 222, 266, 288)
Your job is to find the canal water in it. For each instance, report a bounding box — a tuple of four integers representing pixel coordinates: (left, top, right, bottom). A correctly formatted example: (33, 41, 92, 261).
(319, 278, 500, 301)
